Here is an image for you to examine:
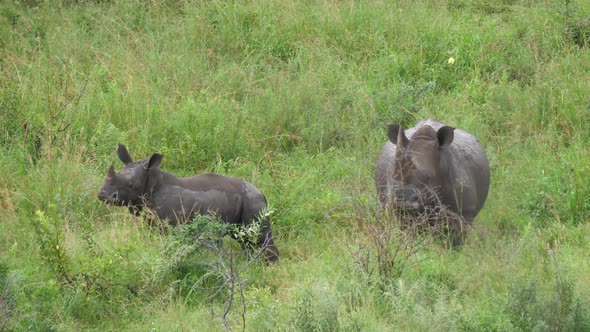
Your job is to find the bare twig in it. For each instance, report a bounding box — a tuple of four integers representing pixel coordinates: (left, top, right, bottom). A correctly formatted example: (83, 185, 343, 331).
(41, 77, 88, 135)
(347, 194, 433, 286)
(202, 232, 271, 332)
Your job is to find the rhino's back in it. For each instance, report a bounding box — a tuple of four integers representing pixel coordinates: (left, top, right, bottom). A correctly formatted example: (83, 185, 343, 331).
(176, 173, 267, 221)
(155, 172, 267, 223)
(431, 121, 490, 215)
(150, 184, 240, 224)
(179, 173, 246, 193)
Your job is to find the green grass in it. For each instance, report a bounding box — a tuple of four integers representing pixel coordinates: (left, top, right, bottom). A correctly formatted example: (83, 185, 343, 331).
(2, 0, 590, 330)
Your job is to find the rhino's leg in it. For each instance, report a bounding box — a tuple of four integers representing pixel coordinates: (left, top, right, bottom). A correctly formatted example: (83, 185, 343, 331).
(233, 215, 278, 262)
(240, 184, 279, 263)
(450, 212, 475, 247)
(257, 216, 279, 262)
(128, 205, 143, 217)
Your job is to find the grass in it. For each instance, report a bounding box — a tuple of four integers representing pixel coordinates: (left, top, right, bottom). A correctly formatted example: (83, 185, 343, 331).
(1, 0, 590, 330)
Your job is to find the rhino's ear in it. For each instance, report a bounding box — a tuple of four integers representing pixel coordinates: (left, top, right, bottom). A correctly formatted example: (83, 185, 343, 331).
(147, 153, 163, 170)
(107, 164, 116, 178)
(437, 126, 455, 148)
(117, 144, 133, 165)
(387, 124, 409, 147)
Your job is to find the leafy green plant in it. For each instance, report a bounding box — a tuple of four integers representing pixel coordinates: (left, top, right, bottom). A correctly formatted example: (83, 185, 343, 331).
(32, 206, 71, 285)
(31, 205, 144, 322)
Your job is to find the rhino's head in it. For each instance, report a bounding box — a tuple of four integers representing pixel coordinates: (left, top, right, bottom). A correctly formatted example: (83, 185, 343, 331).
(97, 144, 163, 207)
(387, 124, 455, 212)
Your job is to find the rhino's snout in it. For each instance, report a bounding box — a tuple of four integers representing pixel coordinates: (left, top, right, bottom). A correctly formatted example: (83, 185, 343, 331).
(393, 197, 422, 211)
(97, 189, 118, 203)
(391, 188, 424, 212)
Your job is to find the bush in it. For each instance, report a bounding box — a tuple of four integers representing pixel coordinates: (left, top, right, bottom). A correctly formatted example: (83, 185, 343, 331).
(153, 214, 269, 331)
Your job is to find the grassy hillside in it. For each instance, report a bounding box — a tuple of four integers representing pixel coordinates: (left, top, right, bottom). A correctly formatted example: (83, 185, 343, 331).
(1, 0, 590, 330)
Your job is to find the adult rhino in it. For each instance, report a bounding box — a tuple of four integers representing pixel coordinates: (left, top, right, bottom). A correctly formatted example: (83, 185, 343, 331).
(98, 144, 279, 262)
(375, 119, 490, 245)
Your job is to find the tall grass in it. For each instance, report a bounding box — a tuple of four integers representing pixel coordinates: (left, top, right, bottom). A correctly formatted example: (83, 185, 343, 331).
(1, 0, 590, 330)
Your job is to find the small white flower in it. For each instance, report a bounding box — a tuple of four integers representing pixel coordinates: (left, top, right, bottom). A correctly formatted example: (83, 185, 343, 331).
(448, 57, 455, 65)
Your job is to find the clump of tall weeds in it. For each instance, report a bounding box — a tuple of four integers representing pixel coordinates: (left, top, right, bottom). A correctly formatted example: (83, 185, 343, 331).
(347, 198, 431, 288)
(348, 190, 474, 288)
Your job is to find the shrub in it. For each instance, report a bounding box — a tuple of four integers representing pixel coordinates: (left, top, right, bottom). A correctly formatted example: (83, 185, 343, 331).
(153, 214, 269, 331)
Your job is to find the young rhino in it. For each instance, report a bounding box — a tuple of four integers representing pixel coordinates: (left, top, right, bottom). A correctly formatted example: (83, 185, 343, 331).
(375, 119, 490, 245)
(98, 144, 278, 262)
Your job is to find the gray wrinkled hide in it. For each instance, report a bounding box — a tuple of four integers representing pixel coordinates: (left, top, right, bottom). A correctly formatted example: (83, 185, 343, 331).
(98, 144, 278, 262)
(375, 119, 490, 243)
